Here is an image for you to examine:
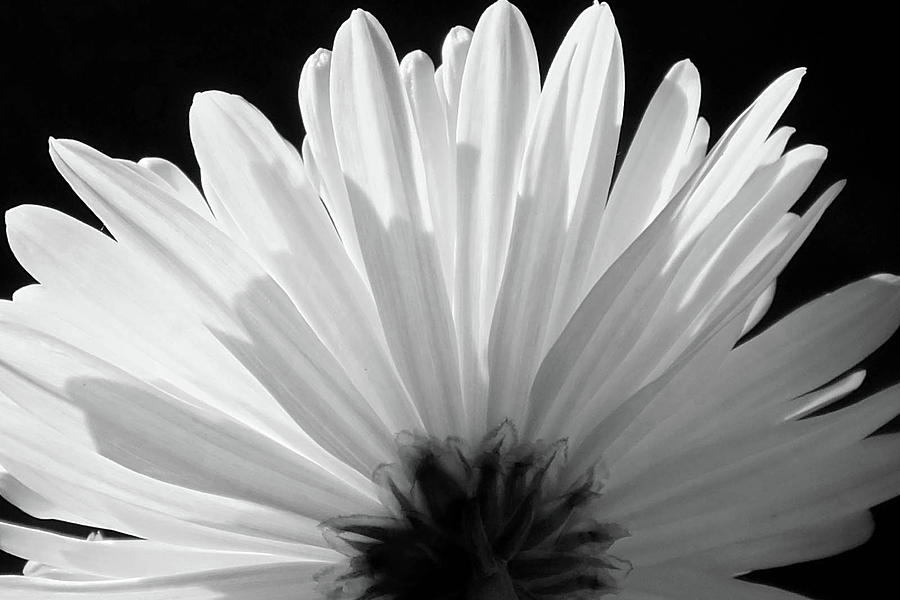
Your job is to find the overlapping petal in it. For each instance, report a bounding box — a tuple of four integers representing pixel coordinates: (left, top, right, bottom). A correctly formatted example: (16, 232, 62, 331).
(0, 2, 895, 599)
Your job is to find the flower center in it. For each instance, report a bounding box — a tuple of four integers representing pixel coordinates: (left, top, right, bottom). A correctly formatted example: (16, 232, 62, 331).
(316, 423, 629, 599)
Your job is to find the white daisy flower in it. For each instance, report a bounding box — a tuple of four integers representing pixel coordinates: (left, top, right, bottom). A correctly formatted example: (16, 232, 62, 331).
(1, 1, 898, 598)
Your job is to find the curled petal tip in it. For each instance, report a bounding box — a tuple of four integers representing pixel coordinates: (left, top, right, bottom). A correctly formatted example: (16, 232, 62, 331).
(447, 25, 473, 44)
(48, 137, 77, 154)
(669, 58, 697, 72)
(5, 205, 23, 226)
(400, 50, 433, 76)
(873, 273, 900, 286)
(785, 66, 807, 83)
(190, 90, 217, 109)
(809, 144, 829, 159)
(487, 0, 516, 18)
(300, 49, 331, 91)
(190, 90, 230, 113)
(405, 49, 430, 62)
(666, 59, 701, 87)
(349, 7, 375, 25)
(312, 48, 332, 67)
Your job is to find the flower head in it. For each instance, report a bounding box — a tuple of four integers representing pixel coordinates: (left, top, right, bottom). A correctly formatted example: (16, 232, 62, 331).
(1, 1, 898, 599)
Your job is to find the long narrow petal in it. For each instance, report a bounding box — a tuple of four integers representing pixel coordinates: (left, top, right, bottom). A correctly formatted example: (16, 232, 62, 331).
(454, 0, 539, 432)
(742, 280, 776, 335)
(487, 2, 620, 425)
(527, 72, 820, 444)
(436, 26, 472, 147)
(0, 401, 338, 555)
(606, 144, 828, 390)
(190, 91, 422, 436)
(673, 116, 710, 191)
(684, 273, 900, 444)
(603, 380, 900, 521)
(400, 51, 456, 294)
(0, 467, 82, 524)
(330, 9, 462, 436)
(588, 185, 845, 477)
(546, 2, 624, 339)
(136, 157, 212, 221)
(568, 198, 828, 471)
(674, 69, 806, 245)
(589, 59, 700, 279)
(298, 48, 367, 275)
(47, 139, 396, 474)
(674, 511, 874, 573)
(0, 523, 322, 579)
(620, 566, 812, 599)
(0, 323, 378, 524)
(615, 432, 900, 567)
(5, 206, 357, 475)
(0, 562, 329, 599)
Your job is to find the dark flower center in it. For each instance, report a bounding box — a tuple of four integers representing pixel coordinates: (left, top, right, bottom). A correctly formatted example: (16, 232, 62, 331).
(316, 422, 629, 599)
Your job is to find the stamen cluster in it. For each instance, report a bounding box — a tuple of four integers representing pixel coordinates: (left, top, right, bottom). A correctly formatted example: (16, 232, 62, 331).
(317, 423, 628, 599)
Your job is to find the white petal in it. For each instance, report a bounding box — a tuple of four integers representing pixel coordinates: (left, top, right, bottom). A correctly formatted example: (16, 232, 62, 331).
(617, 144, 828, 384)
(672, 116, 710, 191)
(620, 565, 812, 599)
(330, 9, 462, 437)
(4, 206, 352, 474)
(400, 50, 456, 294)
(199, 170, 242, 239)
(675, 69, 806, 246)
(604, 381, 900, 518)
(0, 402, 337, 555)
(136, 157, 212, 221)
(436, 26, 472, 146)
(525, 159, 820, 444)
(759, 125, 796, 167)
(526, 94, 807, 441)
(453, 0, 539, 432)
(742, 280, 776, 335)
(700, 273, 900, 439)
(298, 48, 367, 274)
(47, 138, 395, 474)
(0, 523, 318, 579)
(586, 306, 748, 479)
(190, 91, 422, 436)
(547, 2, 625, 339)
(0, 562, 330, 599)
(0, 323, 378, 525)
(589, 59, 701, 279)
(525, 181, 696, 441)
(780, 369, 866, 421)
(675, 511, 874, 573)
(594, 186, 845, 476)
(564, 205, 819, 464)
(608, 400, 900, 566)
(299, 136, 323, 198)
(487, 1, 621, 425)
(603, 172, 841, 454)
(0, 467, 82, 524)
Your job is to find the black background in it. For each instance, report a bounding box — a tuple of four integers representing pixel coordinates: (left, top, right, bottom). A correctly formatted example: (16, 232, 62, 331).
(0, 0, 896, 596)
